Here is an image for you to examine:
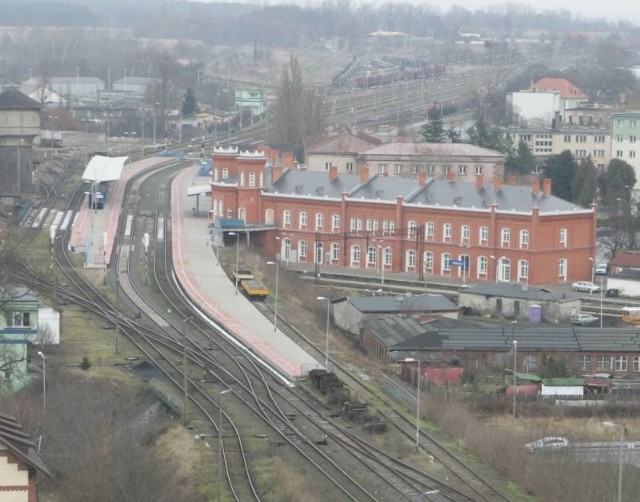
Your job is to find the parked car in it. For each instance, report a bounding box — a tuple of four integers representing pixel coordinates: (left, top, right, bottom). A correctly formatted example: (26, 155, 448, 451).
(606, 288, 620, 298)
(594, 263, 608, 275)
(572, 281, 601, 293)
(570, 313, 599, 326)
(525, 437, 570, 453)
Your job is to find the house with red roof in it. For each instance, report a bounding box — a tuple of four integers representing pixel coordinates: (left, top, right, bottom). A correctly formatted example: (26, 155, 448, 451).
(531, 78, 589, 116)
(507, 77, 589, 127)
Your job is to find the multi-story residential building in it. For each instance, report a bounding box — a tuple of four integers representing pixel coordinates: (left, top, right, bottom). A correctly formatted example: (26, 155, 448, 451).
(611, 111, 640, 190)
(355, 142, 505, 180)
(508, 126, 611, 171)
(210, 148, 597, 286)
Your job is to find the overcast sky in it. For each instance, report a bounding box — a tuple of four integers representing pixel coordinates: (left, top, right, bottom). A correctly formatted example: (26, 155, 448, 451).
(219, 0, 639, 25)
(433, 0, 638, 23)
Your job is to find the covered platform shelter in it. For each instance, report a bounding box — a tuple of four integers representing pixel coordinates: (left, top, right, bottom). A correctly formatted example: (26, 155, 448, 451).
(74, 155, 127, 267)
(187, 184, 211, 216)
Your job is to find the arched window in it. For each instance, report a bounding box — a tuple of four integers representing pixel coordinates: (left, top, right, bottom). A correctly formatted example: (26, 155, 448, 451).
(425, 222, 435, 240)
(423, 251, 434, 272)
(477, 256, 488, 277)
(441, 252, 452, 273)
(265, 208, 274, 225)
(518, 259, 529, 281)
(283, 210, 291, 227)
(315, 213, 324, 231)
(331, 243, 340, 263)
(461, 224, 471, 243)
(558, 258, 568, 280)
(298, 240, 307, 259)
(501, 228, 511, 247)
(332, 214, 340, 232)
(519, 229, 529, 249)
(560, 228, 568, 247)
(350, 245, 361, 267)
(498, 258, 511, 282)
(299, 211, 308, 229)
(443, 223, 452, 241)
(479, 226, 489, 245)
(367, 246, 377, 266)
(406, 249, 416, 271)
(408, 220, 417, 237)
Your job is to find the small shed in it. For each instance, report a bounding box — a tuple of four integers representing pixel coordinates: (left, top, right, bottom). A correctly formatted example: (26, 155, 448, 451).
(333, 294, 458, 335)
(459, 283, 580, 322)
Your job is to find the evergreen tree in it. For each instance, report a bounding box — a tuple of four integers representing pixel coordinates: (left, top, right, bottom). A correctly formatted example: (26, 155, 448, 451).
(466, 117, 511, 153)
(598, 158, 636, 206)
(541, 151, 577, 201)
(571, 158, 598, 207)
(504, 140, 536, 175)
(421, 106, 445, 143)
(181, 87, 198, 117)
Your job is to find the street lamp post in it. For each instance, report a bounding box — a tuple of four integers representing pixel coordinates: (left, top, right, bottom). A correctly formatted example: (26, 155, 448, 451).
(603, 421, 624, 502)
(37, 351, 46, 410)
(218, 389, 232, 502)
(490, 255, 498, 283)
(228, 232, 240, 294)
(600, 276, 604, 328)
(402, 358, 421, 450)
(512, 340, 518, 428)
(267, 261, 279, 332)
(377, 245, 385, 285)
(316, 296, 331, 369)
(589, 257, 595, 284)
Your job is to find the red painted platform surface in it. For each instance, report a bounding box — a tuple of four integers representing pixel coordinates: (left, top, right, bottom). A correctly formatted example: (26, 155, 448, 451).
(171, 168, 319, 380)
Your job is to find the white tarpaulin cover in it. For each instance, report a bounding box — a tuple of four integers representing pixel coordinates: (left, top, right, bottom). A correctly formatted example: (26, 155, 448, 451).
(187, 185, 212, 196)
(81, 155, 128, 182)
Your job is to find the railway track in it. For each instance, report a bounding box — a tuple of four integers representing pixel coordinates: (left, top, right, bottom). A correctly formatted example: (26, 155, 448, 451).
(252, 298, 511, 501)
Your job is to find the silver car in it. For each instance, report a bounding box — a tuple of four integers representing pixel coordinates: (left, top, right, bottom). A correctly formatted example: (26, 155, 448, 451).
(572, 281, 601, 293)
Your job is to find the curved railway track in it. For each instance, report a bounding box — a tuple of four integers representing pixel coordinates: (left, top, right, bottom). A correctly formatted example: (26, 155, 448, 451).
(10, 155, 513, 500)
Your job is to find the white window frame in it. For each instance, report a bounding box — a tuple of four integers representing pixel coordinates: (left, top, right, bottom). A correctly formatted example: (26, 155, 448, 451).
(519, 229, 529, 249)
(406, 249, 416, 271)
(479, 226, 489, 245)
(501, 228, 511, 247)
(350, 245, 361, 267)
(299, 211, 308, 229)
(332, 214, 340, 232)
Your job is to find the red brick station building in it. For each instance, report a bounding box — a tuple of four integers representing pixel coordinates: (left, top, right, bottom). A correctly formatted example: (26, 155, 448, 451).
(209, 147, 597, 286)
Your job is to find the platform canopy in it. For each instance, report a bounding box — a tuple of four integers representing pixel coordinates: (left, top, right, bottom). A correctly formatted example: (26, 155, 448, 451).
(81, 155, 128, 182)
(187, 185, 212, 196)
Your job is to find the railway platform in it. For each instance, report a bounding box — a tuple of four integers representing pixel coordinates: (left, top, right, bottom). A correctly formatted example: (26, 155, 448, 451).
(172, 168, 321, 381)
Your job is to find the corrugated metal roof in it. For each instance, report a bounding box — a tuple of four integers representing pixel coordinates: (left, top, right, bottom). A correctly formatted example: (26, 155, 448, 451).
(389, 325, 640, 353)
(350, 295, 456, 313)
(460, 283, 576, 302)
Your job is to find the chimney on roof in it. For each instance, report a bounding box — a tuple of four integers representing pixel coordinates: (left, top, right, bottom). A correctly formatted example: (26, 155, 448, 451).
(532, 178, 540, 194)
(359, 165, 369, 184)
(508, 174, 516, 185)
(493, 175, 503, 192)
(418, 172, 427, 187)
(272, 166, 283, 183)
(281, 151, 295, 168)
(329, 165, 338, 181)
(543, 177, 552, 196)
(446, 170, 454, 181)
(475, 175, 484, 190)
